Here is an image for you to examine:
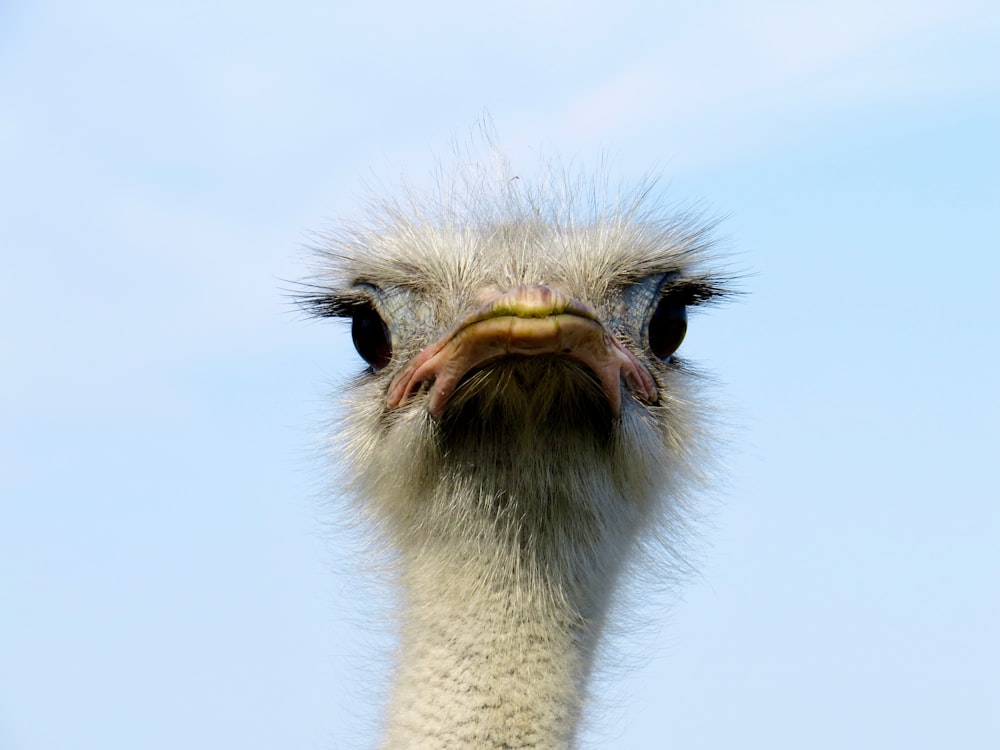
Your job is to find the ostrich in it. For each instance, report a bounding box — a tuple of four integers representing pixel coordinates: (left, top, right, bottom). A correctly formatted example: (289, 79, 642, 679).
(301, 153, 730, 748)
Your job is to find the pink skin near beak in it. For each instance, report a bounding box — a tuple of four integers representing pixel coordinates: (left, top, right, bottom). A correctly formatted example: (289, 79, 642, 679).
(386, 285, 658, 418)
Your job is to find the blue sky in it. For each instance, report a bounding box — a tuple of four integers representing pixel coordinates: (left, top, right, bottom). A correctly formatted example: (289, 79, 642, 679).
(2, 1, 998, 748)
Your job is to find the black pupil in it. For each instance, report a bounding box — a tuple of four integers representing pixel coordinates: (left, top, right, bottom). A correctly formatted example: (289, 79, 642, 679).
(351, 305, 392, 370)
(648, 297, 688, 360)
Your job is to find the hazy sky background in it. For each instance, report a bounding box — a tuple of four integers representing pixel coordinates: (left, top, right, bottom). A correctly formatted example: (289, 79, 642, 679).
(2, 1, 998, 748)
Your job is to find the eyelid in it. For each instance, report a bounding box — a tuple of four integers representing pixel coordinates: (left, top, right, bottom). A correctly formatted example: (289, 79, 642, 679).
(657, 277, 726, 307)
(311, 294, 363, 318)
(296, 283, 380, 319)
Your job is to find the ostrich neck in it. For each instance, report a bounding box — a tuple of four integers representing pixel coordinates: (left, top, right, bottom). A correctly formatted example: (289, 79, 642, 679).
(377, 451, 646, 750)
(381, 542, 606, 749)
(368, 387, 656, 748)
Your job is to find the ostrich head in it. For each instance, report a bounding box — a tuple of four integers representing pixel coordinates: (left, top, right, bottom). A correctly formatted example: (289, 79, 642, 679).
(301, 158, 730, 748)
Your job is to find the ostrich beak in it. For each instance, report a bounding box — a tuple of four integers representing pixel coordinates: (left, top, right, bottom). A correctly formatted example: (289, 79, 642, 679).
(386, 285, 657, 417)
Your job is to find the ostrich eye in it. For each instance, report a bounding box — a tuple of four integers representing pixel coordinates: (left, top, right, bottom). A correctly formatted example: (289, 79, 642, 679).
(351, 304, 392, 370)
(648, 296, 688, 361)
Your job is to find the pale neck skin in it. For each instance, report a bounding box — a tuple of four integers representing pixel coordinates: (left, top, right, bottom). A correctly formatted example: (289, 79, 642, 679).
(375, 443, 648, 749)
(354, 364, 668, 749)
(381, 548, 598, 749)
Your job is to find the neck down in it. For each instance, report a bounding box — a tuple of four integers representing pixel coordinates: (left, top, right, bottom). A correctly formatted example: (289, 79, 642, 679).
(381, 543, 607, 749)
(365, 377, 662, 748)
